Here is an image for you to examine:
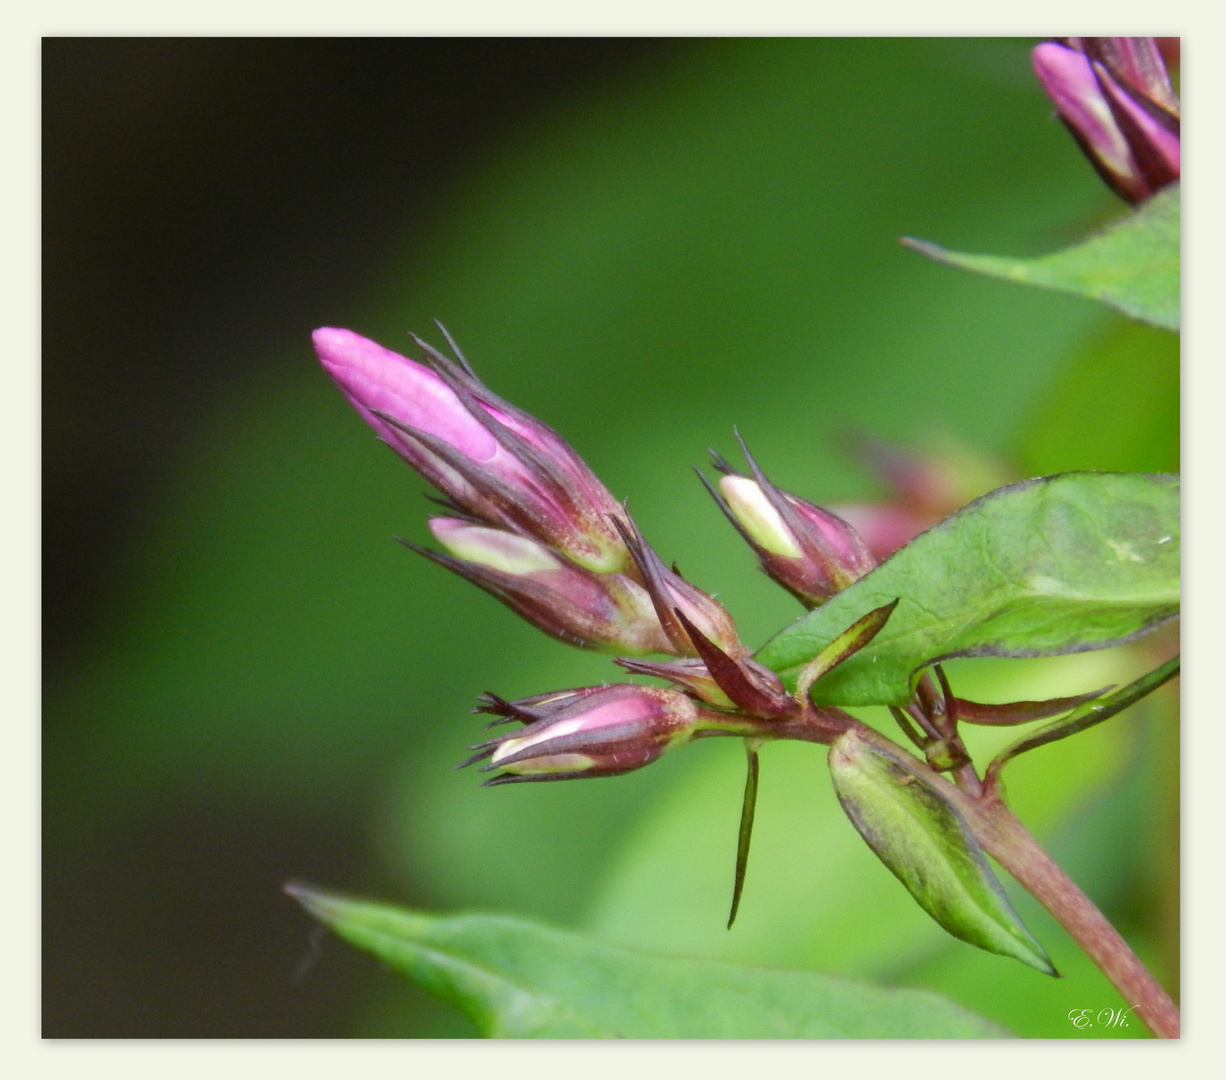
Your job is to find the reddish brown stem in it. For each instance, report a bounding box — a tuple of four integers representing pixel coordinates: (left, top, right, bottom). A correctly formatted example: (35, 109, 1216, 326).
(967, 796, 1179, 1038)
(746, 714, 1180, 1038)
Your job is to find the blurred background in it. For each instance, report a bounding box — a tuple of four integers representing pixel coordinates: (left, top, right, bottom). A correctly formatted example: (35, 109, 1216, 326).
(43, 38, 1178, 1038)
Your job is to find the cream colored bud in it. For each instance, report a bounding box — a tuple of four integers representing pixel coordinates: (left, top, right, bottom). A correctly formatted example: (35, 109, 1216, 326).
(719, 475, 801, 557)
(429, 519, 561, 575)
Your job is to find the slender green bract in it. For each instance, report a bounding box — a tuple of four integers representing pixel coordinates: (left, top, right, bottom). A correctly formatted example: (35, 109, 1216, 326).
(989, 655, 1180, 779)
(902, 184, 1179, 331)
(756, 472, 1179, 707)
(287, 884, 1009, 1038)
(829, 731, 1054, 974)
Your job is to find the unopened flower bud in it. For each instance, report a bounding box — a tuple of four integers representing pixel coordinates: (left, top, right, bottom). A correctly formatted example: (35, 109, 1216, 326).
(462, 684, 711, 783)
(824, 505, 921, 564)
(659, 566, 744, 656)
(706, 441, 875, 607)
(1032, 37, 1179, 204)
(718, 475, 803, 558)
(718, 474, 875, 604)
(314, 327, 633, 573)
(610, 515, 744, 657)
(416, 518, 672, 655)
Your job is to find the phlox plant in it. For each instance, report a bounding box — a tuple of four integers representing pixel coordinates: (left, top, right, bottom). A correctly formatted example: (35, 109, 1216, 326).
(290, 38, 1180, 1040)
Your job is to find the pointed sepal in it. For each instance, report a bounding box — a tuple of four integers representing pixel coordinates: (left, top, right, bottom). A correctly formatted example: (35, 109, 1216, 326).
(951, 686, 1114, 726)
(727, 740, 761, 929)
(794, 600, 898, 704)
(987, 656, 1179, 785)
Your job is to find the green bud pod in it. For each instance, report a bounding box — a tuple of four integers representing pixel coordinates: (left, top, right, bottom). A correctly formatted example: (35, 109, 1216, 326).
(828, 730, 1055, 975)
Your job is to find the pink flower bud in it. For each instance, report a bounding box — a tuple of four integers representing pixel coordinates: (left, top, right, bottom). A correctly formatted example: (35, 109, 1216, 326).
(417, 518, 672, 655)
(705, 440, 875, 607)
(314, 327, 633, 573)
(609, 515, 744, 658)
(831, 435, 1013, 562)
(1032, 37, 1179, 204)
(717, 475, 875, 604)
(823, 504, 925, 564)
(461, 684, 709, 783)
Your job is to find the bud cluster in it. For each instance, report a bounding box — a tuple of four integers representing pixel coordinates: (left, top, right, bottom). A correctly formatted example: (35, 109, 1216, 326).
(314, 327, 735, 660)
(315, 327, 887, 786)
(311, 50, 1183, 960)
(1031, 37, 1179, 204)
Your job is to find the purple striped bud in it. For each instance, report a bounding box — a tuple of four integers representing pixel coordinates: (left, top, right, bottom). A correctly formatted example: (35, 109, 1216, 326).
(1032, 37, 1179, 204)
(705, 441, 875, 607)
(719, 475, 875, 601)
(610, 515, 744, 658)
(415, 518, 672, 655)
(462, 684, 711, 783)
(314, 327, 633, 573)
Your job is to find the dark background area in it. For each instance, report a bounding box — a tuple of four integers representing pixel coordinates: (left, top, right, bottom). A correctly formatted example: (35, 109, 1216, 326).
(44, 37, 680, 678)
(44, 37, 680, 1038)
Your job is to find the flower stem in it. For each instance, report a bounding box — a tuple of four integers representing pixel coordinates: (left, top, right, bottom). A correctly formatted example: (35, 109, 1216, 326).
(967, 796, 1179, 1038)
(864, 719, 1180, 1038)
(723, 709, 1179, 1036)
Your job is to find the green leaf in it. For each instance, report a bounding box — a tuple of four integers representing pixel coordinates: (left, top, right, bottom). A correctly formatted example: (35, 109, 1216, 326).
(828, 730, 1054, 974)
(756, 473, 1179, 707)
(287, 884, 1009, 1038)
(903, 184, 1180, 331)
(1020, 319, 1179, 477)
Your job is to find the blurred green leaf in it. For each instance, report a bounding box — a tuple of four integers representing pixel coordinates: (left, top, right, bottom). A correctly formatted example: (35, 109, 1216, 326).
(1020, 319, 1178, 476)
(829, 730, 1053, 973)
(757, 473, 1179, 706)
(903, 184, 1179, 331)
(288, 885, 1009, 1037)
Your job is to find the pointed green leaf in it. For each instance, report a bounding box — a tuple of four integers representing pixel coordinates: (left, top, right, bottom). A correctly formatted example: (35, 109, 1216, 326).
(904, 184, 1179, 331)
(287, 884, 1009, 1037)
(828, 731, 1054, 974)
(757, 472, 1179, 707)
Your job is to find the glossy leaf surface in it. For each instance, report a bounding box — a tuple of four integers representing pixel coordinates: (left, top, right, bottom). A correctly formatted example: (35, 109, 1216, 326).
(757, 473, 1179, 706)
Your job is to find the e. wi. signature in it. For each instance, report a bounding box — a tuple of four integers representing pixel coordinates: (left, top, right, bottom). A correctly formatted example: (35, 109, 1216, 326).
(1068, 1006, 1141, 1030)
